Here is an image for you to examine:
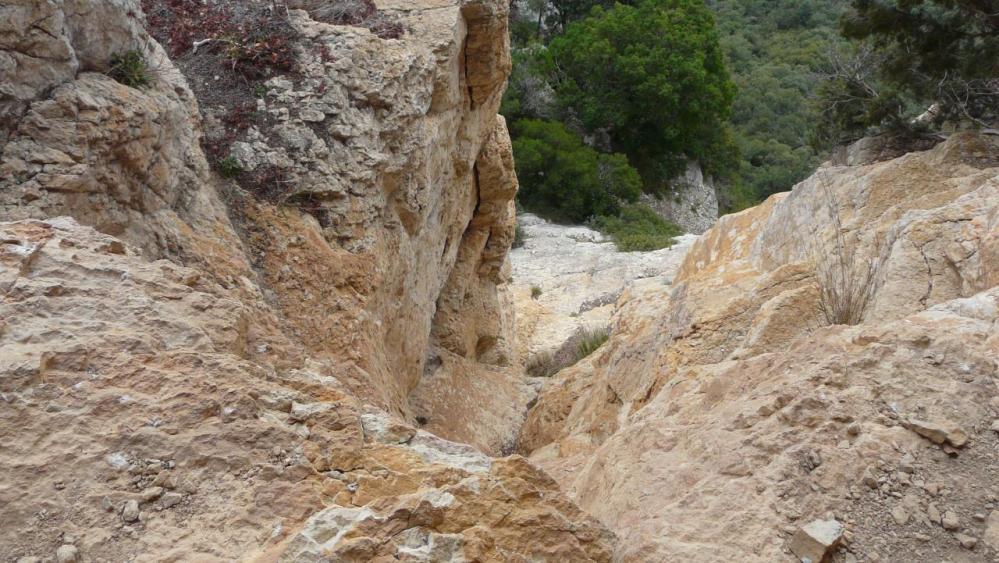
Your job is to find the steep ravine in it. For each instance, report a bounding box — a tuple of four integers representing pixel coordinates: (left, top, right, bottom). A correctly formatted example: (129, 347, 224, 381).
(0, 1, 613, 560)
(2, 1, 999, 562)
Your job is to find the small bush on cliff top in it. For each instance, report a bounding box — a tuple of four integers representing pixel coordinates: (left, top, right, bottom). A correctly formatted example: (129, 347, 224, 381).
(217, 156, 243, 179)
(297, 0, 405, 39)
(141, 0, 297, 77)
(108, 51, 151, 88)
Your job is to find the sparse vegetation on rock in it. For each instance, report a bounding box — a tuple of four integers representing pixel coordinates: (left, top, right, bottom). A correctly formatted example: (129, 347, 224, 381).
(107, 50, 151, 88)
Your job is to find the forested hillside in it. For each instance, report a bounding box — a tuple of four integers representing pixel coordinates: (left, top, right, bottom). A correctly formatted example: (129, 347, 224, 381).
(505, 0, 998, 225)
(504, 0, 846, 224)
(709, 0, 844, 207)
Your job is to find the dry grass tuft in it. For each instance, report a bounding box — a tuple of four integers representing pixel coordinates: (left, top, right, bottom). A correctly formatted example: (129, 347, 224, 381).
(813, 174, 885, 326)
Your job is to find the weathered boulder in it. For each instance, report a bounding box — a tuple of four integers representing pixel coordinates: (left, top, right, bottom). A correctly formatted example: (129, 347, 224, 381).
(520, 133, 999, 562)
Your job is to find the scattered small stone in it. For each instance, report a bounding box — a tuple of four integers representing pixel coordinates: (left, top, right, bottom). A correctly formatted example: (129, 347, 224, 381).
(974, 513, 986, 522)
(927, 504, 941, 524)
(152, 470, 177, 490)
(955, 533, 978, 549)
(984, 511, 999, 550)
(905, 418, 967, 447)
(55, 544, 78, 563)
(16, 557, 42, 563)
(924, 483, 940, 497)
(121, 499, 140, 523)
(161, 492, 183, 508)
(100, 496, 114, 512)
(912, 533, 931, 542)
(898, 453, 916, 474)
(141, 486, 164, 502)
(862, 468, 878, 489)
(300, 109, 326, 122)
(804, 450, 823, 471)
(54, 481, 65, 490)
(789, 519, 844, 563)
(847, 423, 861, 436)
(942, 510, 960, 531)
(990, 420, 999, 433)
(891, 505, 910, 525)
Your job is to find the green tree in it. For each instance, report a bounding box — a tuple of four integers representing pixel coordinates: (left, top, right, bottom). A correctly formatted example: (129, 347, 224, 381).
(512, 119, 642, 222)
(546, 0, 738, 186)
(817, 0, 999, 140)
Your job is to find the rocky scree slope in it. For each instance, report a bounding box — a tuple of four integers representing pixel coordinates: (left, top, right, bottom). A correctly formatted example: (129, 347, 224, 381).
(520, 132, 999, 562)
(0, 0, 613, 560)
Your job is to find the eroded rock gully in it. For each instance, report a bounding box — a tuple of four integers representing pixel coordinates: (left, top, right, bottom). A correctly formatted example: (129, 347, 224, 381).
(1, 1, 999, 562)
(1, 0, 609, 560)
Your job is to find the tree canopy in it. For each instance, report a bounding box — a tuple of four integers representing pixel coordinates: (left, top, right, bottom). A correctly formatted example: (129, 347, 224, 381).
(512, 119, 642, 223)
(546, 0, 738, 185)
(815, 0, 999, 144)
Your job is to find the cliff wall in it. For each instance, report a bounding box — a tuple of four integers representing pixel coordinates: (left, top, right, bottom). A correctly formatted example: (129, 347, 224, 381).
(0, 0, 613, 560)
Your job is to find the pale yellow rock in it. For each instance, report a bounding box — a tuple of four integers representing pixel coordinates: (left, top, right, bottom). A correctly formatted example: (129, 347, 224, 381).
(521, 133, 999, 562)
(0, 0, 616, 560)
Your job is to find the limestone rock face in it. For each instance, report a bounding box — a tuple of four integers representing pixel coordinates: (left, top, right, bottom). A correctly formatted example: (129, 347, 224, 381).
(0, 0, 526, 434)
(0, 213, 612, 562)
(0, 0, 246, 275)
(510, 213, 697, 376)
(520, 133, 999, 562)
(639, 161, 719, 234)
(0, 0, 615, 560)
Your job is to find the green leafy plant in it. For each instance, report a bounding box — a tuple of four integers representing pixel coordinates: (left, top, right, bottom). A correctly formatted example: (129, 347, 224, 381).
(513, 223, 527, 249)
(108, 51, 151, 88)
(812, 0, 999, 147)
(592, 204, 682, 252)
(512, 119, 641, 223)
(216, 156, 243, 179)
(531, 285, 543, 299)
(546, 0, 738, 185)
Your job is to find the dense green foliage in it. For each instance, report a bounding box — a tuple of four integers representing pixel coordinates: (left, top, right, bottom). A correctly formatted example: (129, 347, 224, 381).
(814, 0, 999, 144)
(546, 0, 737, 184)
(504, 0, 852, 219)
(504, 0, 727, 247)
(506, 0, 996, 224)
(708, 0, 844, 207)
(592, 203, 683, 251)
(512, 119, 642, 223)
